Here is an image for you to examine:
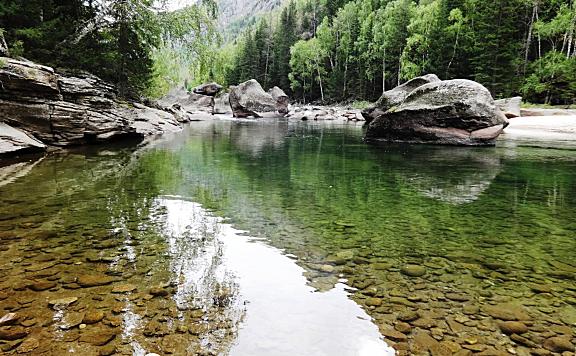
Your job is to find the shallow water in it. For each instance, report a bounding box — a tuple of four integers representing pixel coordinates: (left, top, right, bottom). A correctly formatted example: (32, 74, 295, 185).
(0, 118, 575, 355)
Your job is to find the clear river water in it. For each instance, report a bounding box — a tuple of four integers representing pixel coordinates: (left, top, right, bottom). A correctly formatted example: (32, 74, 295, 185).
(0, 118, 575, 355)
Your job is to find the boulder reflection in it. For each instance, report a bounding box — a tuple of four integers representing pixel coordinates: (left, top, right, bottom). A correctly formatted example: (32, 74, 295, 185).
(369, 144, 502, 204)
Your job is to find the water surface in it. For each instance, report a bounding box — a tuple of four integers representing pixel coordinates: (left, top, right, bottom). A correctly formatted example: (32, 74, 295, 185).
(0, 118, 575, 355)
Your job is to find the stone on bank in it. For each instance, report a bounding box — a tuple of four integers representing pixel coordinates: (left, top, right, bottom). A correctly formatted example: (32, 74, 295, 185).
(364, 78, 509, 146)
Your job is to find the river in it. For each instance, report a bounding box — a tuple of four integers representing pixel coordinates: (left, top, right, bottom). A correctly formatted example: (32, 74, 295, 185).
(0, 118, 575, 355)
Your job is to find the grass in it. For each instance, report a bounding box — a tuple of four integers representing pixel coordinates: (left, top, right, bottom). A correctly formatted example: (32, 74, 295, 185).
(521, 102, 574, 109)
(350, 100, 372, 109)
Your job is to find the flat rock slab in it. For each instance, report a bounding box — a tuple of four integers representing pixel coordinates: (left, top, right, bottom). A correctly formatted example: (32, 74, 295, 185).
(483, 304, 531, 321)
(0, 327, 28, 341)
(60, 312, 84, 330)
(0, 123, 46, 156)
(79, 331, 117, 346)
(16, 337, 39, 353)
(111, 284, 137, 293)
(48, 297, 78, 309)
(0, 313, 20, 327)
(29, 281, 57, 291)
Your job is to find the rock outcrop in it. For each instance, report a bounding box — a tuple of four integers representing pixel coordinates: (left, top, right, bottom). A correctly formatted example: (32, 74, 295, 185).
(0, 122, 46, 155)
(495, 97, 522, 118)
(0, 57, 186, 155)
(268, 86, 289, 114)
(365, 79, 508, 146)
(362, 74, 440, 124)
(229, 79, 287, 118)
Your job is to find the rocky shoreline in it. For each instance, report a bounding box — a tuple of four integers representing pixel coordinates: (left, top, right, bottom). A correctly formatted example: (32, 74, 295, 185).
(0, 58, 193, 157)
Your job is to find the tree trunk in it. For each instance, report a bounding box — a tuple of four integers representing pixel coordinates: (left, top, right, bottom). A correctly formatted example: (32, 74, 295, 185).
(317, 66, 324, 101)
(382, 54, 386, 93)
(264, 40, 271, 88)
(397, 54, 403, 86)
(566, 8, 575, 57)
(523, 1, 537, 74)
(447, 26, 460, 74)
(0, 30, 8, 57)
(343, 58, 348, 98)
(536, 8, 542, 59)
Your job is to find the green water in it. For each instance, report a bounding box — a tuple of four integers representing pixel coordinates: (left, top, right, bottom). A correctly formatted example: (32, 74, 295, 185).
(0, 119, 575, 355)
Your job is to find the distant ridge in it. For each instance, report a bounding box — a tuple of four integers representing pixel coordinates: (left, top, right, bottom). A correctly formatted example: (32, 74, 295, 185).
(217, 0, 283, 38)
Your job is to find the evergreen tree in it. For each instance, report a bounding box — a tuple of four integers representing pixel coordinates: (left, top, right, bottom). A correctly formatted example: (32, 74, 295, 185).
(0, 0, 218, 98)
(219, 0, 575, 104)
(270, 1, 298, 93)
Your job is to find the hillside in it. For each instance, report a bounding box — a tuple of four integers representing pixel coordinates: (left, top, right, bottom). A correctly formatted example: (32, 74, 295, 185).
(217, 0, 284, 38)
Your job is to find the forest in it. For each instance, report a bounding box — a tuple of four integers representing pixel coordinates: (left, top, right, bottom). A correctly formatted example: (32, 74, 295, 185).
(224, 0, 576, 105)
(1, 0, 575, 105)
(0, 0, 218, 99)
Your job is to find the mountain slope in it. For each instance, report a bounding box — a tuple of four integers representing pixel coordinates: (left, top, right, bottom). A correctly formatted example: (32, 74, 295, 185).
(217, 0, 283, 36)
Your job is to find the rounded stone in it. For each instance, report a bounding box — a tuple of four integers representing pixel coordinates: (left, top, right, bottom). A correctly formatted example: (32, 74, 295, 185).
(82, 310, 104, 324)
(394, 322, 412, 333)
(543, 336, 575, 353)
(397, 310, 419, 322)
(400, 265, 426, 277)
(365, 298, 382, 307)
(149, 287, 169, 297)
(498, 321, 529, 335)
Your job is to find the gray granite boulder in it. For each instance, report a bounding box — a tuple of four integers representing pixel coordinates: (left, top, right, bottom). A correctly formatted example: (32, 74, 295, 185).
(362, 74, 440, 124)
(495, 96, 522, 118)
(365, 79, 508, 146)
(268, 86, 289, 114)
(229, 79, 282, 118)
(213, 93, 232, 114)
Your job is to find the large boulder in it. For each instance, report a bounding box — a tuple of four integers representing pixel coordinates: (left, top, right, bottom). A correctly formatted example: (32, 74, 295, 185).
(213, 93, 232, 114)
(495, 96, 521, 118)
(192, 82, 222, 97)
(365, 79, 508, 146)
(229, 79, 285, 118)
(180, 92, 214, 113)
(362, 74, 440, 124)
(0, 122, 46, 156)
(0, 57, 184, 150)
(268, 86, 289, 114)
(158, 88, 213, 114)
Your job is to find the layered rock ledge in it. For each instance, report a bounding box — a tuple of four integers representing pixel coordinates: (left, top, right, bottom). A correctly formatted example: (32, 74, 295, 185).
(0, 57, 190, 156)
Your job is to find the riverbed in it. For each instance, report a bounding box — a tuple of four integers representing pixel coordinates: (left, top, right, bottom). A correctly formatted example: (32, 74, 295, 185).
(0, 118, 575, 355)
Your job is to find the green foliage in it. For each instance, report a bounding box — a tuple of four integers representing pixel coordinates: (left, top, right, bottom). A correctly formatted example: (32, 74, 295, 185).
(290, 37, 327, 100)
(350, 100, 371, 109)
(0, 0, 218, 98)
(399, 0, 441, 80)
(220, 0, 575, 105)
(521, 51, 576, 104)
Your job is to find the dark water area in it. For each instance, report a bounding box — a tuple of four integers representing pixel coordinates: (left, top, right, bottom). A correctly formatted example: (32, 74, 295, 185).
(0, 119, 575, 355)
